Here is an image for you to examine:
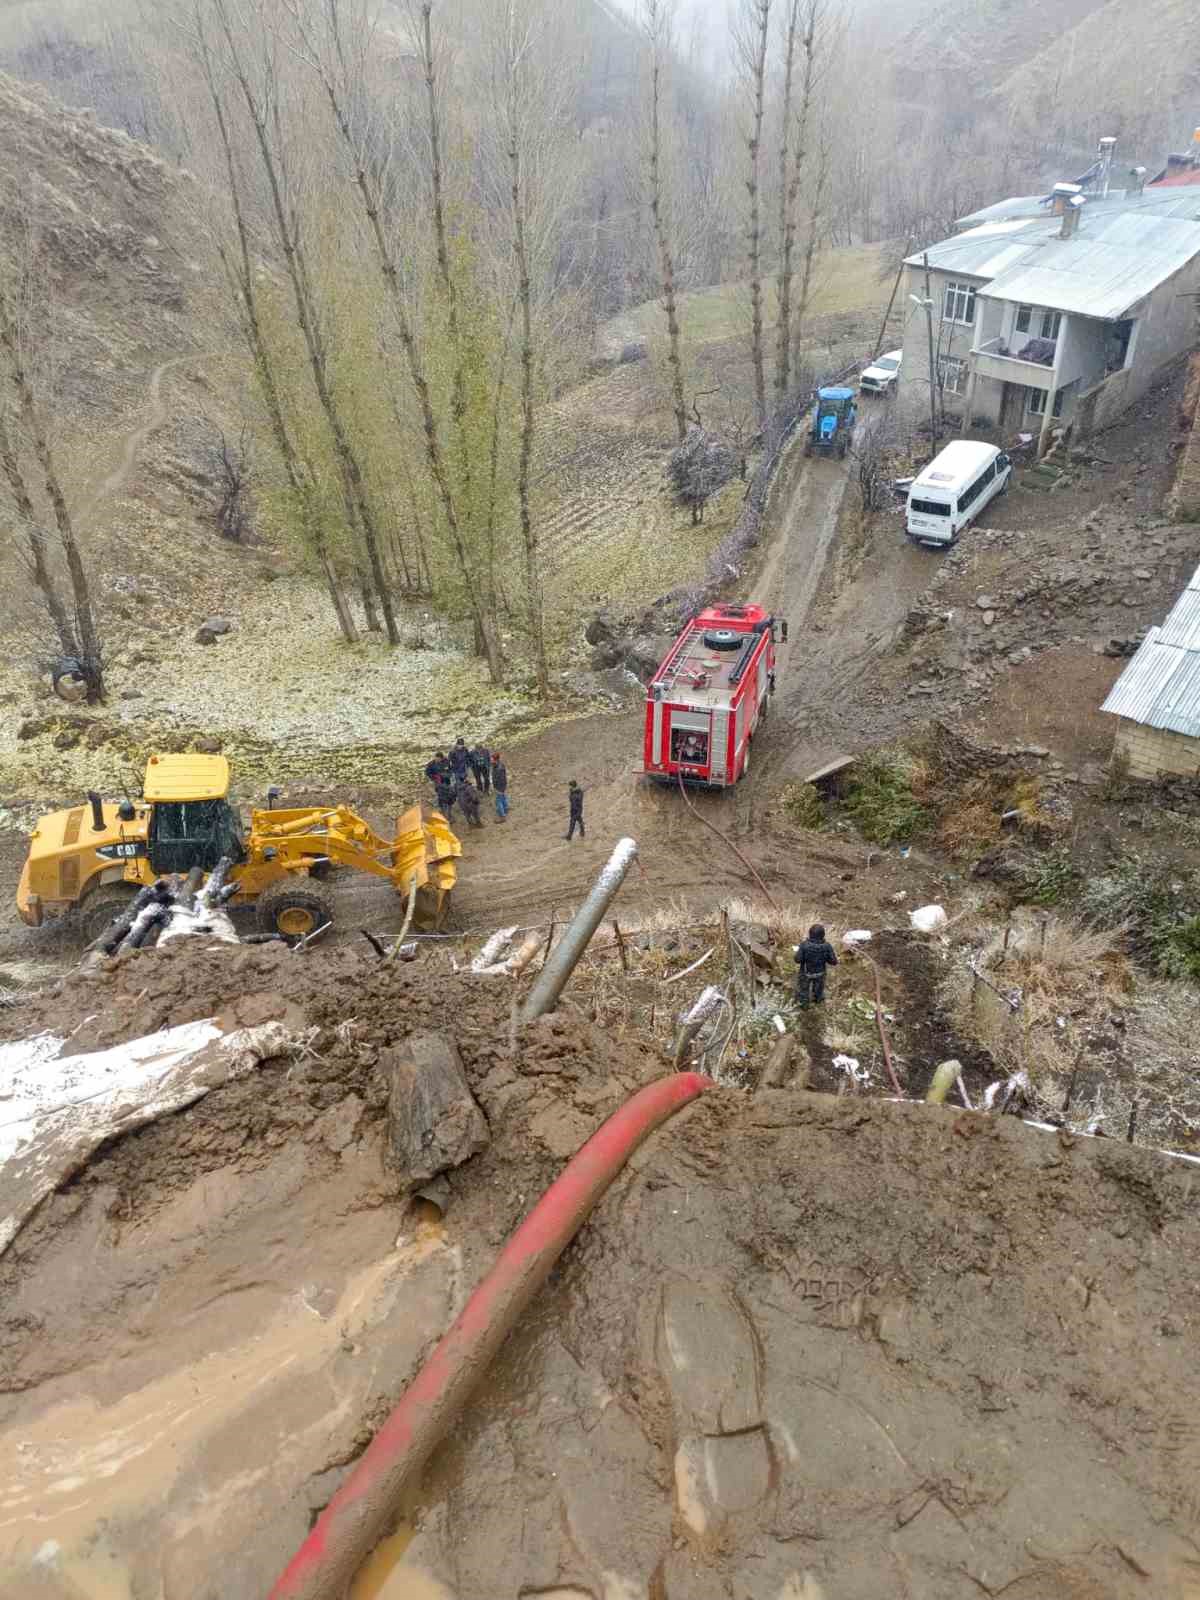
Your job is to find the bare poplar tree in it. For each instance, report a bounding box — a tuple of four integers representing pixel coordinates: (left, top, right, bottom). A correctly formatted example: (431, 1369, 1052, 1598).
(775, 0, 823, 404)
(188, 0, 359, 642)
(204, 0, 401, 646)
(642, 0, 688, 447)
(794, 126, 832, 350)
(281, 0, 505, 683)
(0, 277, 105, 700)
(491, 0, 557, 700)
(738, 0, 772, 430)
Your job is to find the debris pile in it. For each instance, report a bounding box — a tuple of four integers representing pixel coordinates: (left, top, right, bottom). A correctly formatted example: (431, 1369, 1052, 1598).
(87, 856, 246, 962)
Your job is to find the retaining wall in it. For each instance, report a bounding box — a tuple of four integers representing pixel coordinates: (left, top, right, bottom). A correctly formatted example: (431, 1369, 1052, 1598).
(1169, 351, 1200, 521)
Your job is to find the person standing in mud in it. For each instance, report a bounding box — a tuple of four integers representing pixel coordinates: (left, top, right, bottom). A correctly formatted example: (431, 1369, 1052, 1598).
(449, 737, 470, 783)
(425, 751, 449, 794)
(470, 742, 492, 794)
(491, 752, 509, 820)
(565, 780, 585, 841)
(457, 776, 483, 828)
(794, 923, 838, 1008)
(435, 772, 457, 820)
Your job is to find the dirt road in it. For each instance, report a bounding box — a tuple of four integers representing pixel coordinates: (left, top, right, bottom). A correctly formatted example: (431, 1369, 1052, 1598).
(437, 419, 933, 934)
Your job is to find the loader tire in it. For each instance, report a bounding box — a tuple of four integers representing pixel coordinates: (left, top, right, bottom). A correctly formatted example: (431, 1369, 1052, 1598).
(256, 878, 334, 941)
(75, 883, 138, 945)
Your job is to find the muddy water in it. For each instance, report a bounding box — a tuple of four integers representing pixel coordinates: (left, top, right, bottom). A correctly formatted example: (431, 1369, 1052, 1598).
(349, 1526, 454, 1600)
(0, 1225, 457, 1598)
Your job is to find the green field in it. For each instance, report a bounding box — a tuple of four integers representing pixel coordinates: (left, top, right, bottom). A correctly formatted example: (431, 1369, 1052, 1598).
(621, 244, 894, 346)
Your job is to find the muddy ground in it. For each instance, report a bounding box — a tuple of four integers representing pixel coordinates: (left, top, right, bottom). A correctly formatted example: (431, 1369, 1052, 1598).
(2, 331, 1199, 1600)
(2, 939, 1199, 1599)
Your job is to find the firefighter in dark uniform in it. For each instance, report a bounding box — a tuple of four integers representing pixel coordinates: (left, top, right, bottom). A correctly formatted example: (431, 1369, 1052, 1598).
(565, 780, 585, 840)
(794, 923, 838, 1008)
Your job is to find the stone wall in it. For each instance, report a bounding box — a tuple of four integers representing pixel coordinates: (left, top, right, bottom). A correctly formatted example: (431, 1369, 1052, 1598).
(1113, 715, 1200, 779)
(1168, 351, 1200, 521)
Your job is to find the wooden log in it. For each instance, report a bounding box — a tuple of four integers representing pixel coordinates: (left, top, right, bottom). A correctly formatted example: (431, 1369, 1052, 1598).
(384, 1031, 489, 1187)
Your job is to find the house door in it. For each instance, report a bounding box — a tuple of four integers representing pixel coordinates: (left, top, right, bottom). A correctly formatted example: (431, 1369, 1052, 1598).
(998, 382, 1023, 430)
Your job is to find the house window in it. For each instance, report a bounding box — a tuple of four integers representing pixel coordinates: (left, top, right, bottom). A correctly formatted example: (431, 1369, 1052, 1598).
(1027, 387, 1064, 418)
(938, 356, 968, 395)
(1015, 305, 1062, 342)
(942, 280, 977, 326)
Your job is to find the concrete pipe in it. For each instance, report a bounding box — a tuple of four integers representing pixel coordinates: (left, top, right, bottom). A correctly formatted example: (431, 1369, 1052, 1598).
(520, 837, 638, 1022)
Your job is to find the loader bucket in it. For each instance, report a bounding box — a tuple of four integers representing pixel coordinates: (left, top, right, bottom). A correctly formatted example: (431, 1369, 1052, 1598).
(394, 804, 463, 930)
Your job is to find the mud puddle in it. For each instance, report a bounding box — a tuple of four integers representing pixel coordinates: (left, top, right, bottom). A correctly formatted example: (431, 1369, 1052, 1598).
(350, 1526, 454, 1600)
(0, 1214, 458, 1600)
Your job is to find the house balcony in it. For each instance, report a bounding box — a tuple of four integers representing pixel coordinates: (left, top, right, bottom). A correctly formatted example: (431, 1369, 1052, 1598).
(969, 337, 1056, 390)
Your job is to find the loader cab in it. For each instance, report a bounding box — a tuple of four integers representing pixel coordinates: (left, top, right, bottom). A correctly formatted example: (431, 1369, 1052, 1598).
(142, 754, 245, 876)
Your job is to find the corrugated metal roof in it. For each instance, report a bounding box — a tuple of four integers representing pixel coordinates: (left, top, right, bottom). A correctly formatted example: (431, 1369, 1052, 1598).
(980, 211, 1200, 318)
(956, 187, 1200, 228)
(1102, 564, 1200, 736)
(917, 189, 1200, 318)
(1159, 589, 1200, 647)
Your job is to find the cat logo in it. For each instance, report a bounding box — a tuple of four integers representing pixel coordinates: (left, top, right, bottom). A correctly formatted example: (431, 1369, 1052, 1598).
(96, 841, 147, 862)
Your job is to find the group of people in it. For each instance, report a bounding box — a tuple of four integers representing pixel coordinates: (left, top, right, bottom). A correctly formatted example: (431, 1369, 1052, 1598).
(424, 738, 509, 828)
(423, 738, 588, 842)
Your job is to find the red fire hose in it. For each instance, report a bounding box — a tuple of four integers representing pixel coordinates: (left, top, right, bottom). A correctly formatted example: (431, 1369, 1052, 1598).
(269, 1071, 710, 1600)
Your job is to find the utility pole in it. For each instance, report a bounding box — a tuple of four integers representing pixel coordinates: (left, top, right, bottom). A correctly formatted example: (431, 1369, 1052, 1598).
(871, 238, 911, 361)
(923, 252, 939, 460)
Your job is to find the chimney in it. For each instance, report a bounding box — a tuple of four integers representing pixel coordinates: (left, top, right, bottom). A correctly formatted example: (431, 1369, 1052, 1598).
(1060, 194, 1086, 239)
(1051, 180, 1083, 217)
(1128, 165, 1147, 197)
(1097, 135, 1117, 197)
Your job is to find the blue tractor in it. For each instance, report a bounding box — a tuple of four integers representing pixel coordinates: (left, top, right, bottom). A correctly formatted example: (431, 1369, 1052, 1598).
(806, 386, 857, 458)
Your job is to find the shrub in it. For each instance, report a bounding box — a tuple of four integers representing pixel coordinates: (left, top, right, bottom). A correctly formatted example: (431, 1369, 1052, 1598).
(780, 782, 825, 830)
(845, 751, 930, 845)
(1081, 855, 1200, 982)
(1162, 915, 1200, 981)
(1019, 845, 1082, 906)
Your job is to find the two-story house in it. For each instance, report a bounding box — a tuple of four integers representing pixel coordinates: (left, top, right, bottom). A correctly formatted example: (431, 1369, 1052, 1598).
(897, 138, 1200, 454)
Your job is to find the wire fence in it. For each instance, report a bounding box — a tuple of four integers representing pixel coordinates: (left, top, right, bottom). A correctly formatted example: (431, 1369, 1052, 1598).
(649, 355, 869, 629)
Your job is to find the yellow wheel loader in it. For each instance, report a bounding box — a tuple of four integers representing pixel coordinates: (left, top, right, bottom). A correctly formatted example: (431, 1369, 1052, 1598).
(17, 753, 462, 944)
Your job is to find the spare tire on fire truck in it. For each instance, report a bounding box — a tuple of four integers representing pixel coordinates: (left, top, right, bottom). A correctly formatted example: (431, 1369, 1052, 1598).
(703, 629, 743, 650)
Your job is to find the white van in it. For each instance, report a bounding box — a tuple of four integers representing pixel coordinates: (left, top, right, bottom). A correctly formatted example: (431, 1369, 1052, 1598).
(905, 440, 1011, 547)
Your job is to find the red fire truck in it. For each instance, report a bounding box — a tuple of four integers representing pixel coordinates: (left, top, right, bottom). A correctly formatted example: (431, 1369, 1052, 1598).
(643, 603, 785, 787)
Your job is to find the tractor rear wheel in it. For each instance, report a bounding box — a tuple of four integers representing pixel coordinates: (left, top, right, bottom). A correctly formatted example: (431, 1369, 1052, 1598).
(256, 878, 334, 941)
(76, 883, 138, 945)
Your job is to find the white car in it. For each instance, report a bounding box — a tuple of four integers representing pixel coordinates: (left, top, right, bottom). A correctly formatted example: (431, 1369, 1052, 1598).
(859, 349, 902, 397)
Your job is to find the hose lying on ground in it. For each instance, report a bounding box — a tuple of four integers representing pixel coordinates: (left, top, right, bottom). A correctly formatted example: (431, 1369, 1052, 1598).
(268, 1070, 710, 1600)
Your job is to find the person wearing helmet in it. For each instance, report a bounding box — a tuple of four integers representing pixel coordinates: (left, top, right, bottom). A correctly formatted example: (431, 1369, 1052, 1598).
(794, 923, 838, 1008)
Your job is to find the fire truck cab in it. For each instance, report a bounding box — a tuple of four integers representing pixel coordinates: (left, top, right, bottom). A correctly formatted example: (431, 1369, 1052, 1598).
(643, 603, 784, 788)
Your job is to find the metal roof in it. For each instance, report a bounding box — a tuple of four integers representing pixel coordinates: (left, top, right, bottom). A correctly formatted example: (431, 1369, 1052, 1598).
(909, 192, 1200, 320)
(1102, 565, 1200, 737)
(956, 189, 1139, 227)
(980, 211, 1200, 319)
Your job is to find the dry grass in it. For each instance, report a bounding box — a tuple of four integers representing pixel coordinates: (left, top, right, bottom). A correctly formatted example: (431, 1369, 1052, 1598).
(941, 912, 1133, 1098)
(723, 897, 848, 950)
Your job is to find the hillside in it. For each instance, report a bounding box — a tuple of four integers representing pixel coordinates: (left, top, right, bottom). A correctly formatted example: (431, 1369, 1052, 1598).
(995, 0, 1200, 152)
(891, 0, 1194, 168)
(0, 69, 239, 595)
